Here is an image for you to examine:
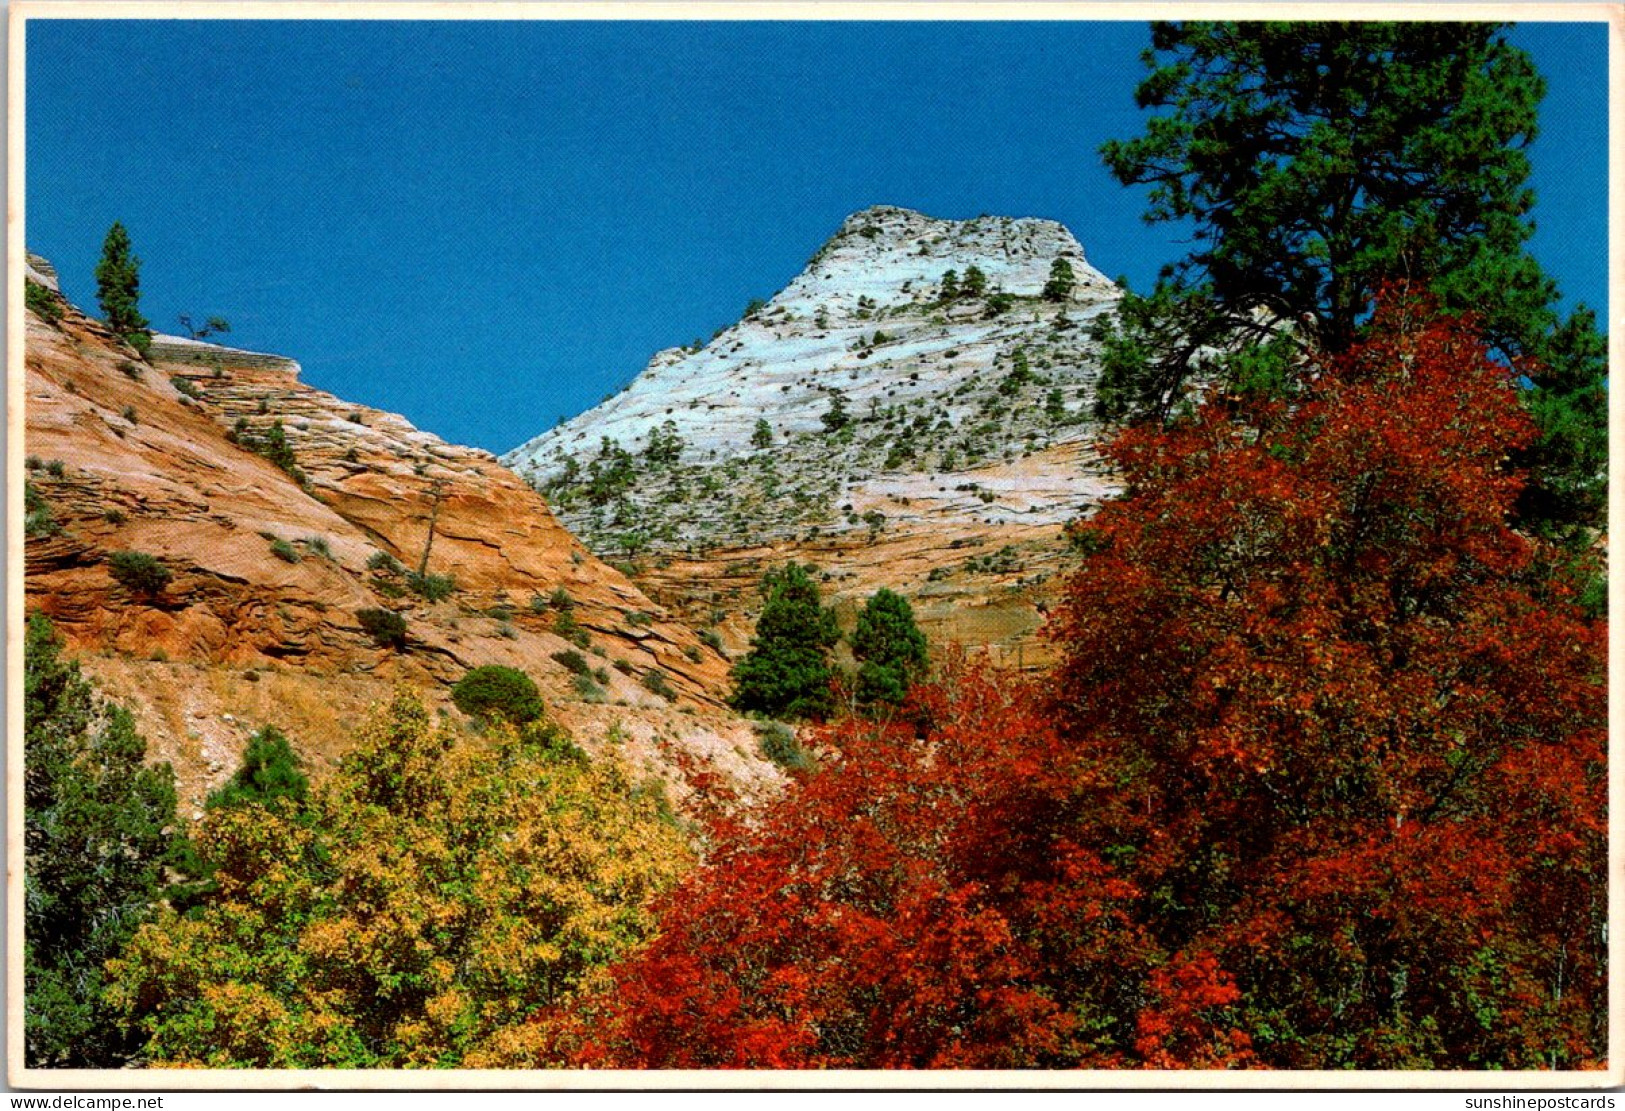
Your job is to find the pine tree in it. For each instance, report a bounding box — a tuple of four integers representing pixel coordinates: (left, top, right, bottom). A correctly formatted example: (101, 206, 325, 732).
(1042, 258, 1076, 303)
(938, 269, 960, 301)
(961, 265, 988, 299)
(751, 418, 774, 450)
(730, 563, 840, 720)
(94, 222, 151, 358)
(1095, 22, 1605, 540)
(820, 392, 852, 435)
(851, 588, 929, 709)
(206, 725, 309, 811)
(24, 614, 178, 1067)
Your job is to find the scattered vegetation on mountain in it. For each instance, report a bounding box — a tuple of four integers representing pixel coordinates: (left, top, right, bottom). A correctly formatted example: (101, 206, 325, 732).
(356, 607, 408, 649)
(1042, 258, 1076, 303)
(177, 313, 231, 341)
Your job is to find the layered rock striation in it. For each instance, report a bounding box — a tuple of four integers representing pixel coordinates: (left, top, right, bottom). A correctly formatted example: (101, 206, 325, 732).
(23, 269, 773, 807)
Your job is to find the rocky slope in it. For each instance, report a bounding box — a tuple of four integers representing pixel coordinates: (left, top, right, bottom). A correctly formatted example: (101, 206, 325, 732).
(503, 206, 1123, 664)
(23, 258, 776, 810)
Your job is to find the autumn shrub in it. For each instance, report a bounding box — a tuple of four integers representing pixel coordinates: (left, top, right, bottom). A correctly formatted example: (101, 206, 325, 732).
(107, 689, 691, 1068)
(452, 665, 545, 725)
(529, 661, 1146, 1069)
(1046, 295, 1606, 1068)
(106, 550, 172, 595)
(537, 296, 1604, 1071)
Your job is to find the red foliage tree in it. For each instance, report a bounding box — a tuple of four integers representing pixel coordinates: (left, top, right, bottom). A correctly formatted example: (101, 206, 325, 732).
(1051, 293, 1606, 1068)
(514, 294, 1602, 1071)
(492, 660, 1203, 1069)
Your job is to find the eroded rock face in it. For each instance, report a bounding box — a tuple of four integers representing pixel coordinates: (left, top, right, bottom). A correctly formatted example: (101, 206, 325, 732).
(23, 274, 775, 808)
(502, 205, 1124, 663)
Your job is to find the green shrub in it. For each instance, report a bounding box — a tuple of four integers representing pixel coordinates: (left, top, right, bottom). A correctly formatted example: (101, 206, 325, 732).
(103, 508, 127, 525)
(107, 551, 172, 595)
(684, 644, 703, 663)
(269, 538, 301, 563)
(45, 459, 65, 478)
(206, 725, 308, 812)
(170, 376, 201, 400)
(451, 665, 545, 725)
(303, 536, 332, 560)
(118, 361, 143, 381)
(627, 611, 653, 627)
(25, 482, 59, 538)
(552, 650, 592, 677)
(573, 674, 608, 703)
(367, 551, 402, 574)
(357, 607, 407, 649)
(406, 571, 456, 602)
(755, 720, 813, 773)
(641, 670, 679, 703)
(26, 279, 62, 324)
(699, 629, 725, 653)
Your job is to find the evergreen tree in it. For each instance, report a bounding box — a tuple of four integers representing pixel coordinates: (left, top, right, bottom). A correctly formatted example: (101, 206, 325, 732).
(1096, 22, 1605, 539)
(94, 222, 151, 358)
(751, 418, 774, 450)
(851, 588, 929, 709)
(206, 725, 309, 812)
(1042, 258, 1076, 303)
(939, 269, 961, 301)
(961, 265, 988, 299)
(643, 420, 685, 466)
(24, 614, 178, 1067)
(730, 563, 840, 720)
(820, 391, 852, 434)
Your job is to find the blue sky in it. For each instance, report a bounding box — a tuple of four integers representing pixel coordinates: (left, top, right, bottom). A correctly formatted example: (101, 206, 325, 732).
(24, 20, 1610, 454)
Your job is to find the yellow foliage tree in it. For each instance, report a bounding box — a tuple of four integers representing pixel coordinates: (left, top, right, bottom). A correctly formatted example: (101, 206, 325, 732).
(107, 689, 691, 1068)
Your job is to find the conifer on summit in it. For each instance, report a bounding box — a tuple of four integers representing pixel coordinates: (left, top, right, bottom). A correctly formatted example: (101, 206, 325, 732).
(94, 222, 151, 358)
